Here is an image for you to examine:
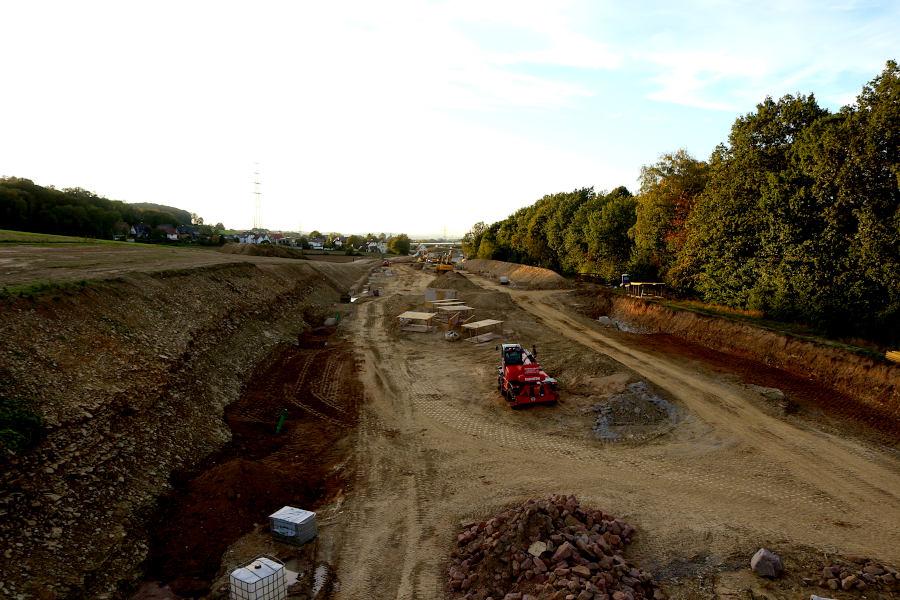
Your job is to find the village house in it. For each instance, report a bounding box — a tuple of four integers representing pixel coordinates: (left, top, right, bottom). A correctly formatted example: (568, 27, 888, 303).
(308, 237, 325, 250)
(176, 225, 199, 241)
(130, 223, 151, 240)
(237, 231, 271, 244)
(157, 225, 178, 241)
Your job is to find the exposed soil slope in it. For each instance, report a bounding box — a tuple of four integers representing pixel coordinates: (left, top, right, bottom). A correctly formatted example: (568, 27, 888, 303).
(148, 335, 362, 597)
(427, 271, 479, 291)
(566, 288, 900, 434)
(0, 258, 372, 599)
(463, 259, 568, 289)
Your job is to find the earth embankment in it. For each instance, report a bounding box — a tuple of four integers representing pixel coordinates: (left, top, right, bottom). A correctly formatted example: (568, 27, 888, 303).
(0, 258, 372, 599)
(576, 288, 900, 433)
(463, 259, 568, 289)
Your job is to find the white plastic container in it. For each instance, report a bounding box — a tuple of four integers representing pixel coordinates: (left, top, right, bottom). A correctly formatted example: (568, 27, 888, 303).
(269, 506, 317, 546)
(229, 556, 286, 600)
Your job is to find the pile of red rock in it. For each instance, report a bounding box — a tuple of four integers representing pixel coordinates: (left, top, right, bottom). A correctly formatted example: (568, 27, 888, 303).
(448, 495, 662, 600)
(814, 558, 898, 592)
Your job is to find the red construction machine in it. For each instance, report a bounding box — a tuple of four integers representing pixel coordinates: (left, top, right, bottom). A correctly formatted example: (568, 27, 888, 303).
(496, 343, 559, 408)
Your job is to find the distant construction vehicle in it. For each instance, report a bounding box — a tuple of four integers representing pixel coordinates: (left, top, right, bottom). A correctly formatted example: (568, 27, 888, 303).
(436, 250, 454, 272)
(496, 343, 559, 408)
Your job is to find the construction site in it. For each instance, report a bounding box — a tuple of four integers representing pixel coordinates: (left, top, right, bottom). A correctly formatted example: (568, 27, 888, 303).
(1, 244, 899, 600)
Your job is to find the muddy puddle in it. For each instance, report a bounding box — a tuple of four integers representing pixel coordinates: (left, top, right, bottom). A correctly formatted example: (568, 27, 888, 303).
(134, 330, 362, 598)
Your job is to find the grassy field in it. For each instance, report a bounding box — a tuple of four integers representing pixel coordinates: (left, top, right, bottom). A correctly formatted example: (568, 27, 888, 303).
(0, 229, 129, 245)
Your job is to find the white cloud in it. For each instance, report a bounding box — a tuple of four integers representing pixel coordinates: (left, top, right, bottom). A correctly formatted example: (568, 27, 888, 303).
(0, 0, 892, 235)
(637, 0, 898, 111)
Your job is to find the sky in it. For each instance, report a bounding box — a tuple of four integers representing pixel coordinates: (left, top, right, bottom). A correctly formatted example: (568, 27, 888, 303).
(1, 1, 897, 237)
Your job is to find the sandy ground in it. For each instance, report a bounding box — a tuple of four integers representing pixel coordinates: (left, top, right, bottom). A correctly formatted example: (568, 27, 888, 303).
(320, 265, 900, 599)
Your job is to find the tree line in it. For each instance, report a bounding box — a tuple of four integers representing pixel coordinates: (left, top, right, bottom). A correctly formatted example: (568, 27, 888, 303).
(463, 61, 899, 342)
(298, 231, 410, 255)
(0, 178, 195, 238)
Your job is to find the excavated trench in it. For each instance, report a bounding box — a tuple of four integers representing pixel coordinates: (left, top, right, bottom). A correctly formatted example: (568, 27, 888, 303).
(0, 259, 375, 600)
(563, 287, 900, 442)
(138, 328, 363, 598)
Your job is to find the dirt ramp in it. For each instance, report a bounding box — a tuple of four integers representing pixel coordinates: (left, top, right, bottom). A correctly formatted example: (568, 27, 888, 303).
(428, 271, 478, 290)
(583, 289, 900, 435)
(464, 259, 568, 289)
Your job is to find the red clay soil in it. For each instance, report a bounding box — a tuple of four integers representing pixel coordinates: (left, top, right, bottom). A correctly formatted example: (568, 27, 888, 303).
(564, 287, 899, 441)
(633, 332, 900, 441)
(145, 333, 362, 597)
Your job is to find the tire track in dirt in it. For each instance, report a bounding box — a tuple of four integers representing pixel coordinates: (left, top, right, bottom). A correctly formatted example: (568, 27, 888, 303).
(331, 281, 449, 600)
(329, 266, 900, 600)
(483, 284, 900, 558)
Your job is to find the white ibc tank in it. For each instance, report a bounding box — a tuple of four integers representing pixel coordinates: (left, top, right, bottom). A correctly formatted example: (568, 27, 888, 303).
(229, 556, 286, 600)
(269, 506, 317, 546)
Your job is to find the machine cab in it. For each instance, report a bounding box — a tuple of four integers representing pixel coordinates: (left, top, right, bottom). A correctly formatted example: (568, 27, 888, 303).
(501, 344, 524, 366)
(500, 343, 536, 366)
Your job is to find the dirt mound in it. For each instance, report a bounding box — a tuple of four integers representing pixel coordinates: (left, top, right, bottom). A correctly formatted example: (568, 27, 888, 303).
(593, 381, 679, 442)
(464, 259, 568, 290)
(428, 271, 479, 291)
(448, 495, 658, 600)
(219, 243, 306, 259)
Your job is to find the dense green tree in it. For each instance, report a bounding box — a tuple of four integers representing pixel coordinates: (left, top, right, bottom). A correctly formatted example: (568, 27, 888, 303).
(460, 61, 898, 341)
(0, 178, 199, 239)
(670, 93, 828, 306)
(388, 233, 411, 255)
(476, 226, 499, 259)
(629, 150, 708, 280)
(462, 221, 487, 257)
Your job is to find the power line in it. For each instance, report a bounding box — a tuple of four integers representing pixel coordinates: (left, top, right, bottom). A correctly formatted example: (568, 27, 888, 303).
(253, 163, 262, 229)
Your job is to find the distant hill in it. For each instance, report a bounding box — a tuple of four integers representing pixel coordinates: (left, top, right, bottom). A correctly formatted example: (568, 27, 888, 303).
(0, 177, 194, 239)
(129, 203, 192, 226)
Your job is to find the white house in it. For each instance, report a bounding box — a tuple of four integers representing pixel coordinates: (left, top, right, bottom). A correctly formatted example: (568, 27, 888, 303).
(238, 232, 271, 244)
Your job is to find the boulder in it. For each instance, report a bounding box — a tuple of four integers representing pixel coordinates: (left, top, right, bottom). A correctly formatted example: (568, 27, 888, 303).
(750, 548, 783, 578)
(841, 574, 858, 590)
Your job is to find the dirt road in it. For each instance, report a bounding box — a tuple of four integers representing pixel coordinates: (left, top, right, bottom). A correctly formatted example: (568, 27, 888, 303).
(326, 265, 900, 599)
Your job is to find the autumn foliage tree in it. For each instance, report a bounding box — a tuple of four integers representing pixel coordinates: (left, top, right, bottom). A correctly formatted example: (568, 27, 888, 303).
(463, 61, 899, 342)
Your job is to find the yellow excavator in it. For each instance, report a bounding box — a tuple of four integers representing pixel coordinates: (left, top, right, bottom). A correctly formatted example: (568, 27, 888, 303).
(436, 250, 454, 272)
